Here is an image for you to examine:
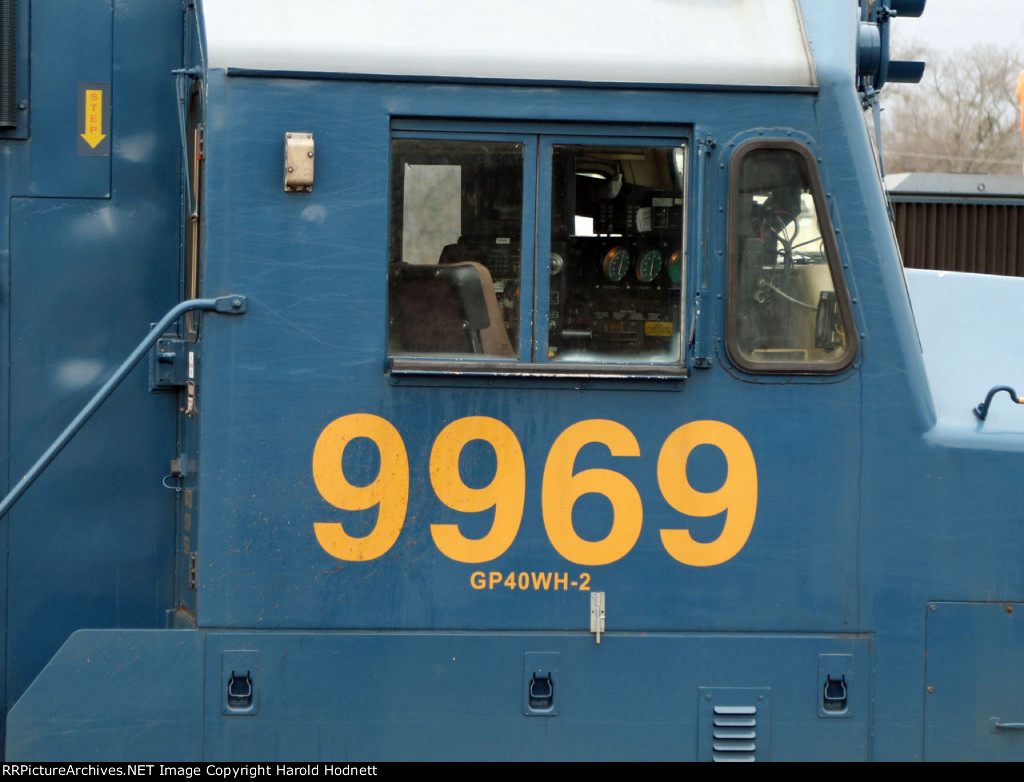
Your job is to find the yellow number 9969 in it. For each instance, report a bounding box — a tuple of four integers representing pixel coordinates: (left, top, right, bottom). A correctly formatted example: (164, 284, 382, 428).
(312, 414, 757, 567)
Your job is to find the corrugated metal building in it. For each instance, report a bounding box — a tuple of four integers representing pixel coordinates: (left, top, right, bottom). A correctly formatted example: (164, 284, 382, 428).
(886, 173, 1024, 277)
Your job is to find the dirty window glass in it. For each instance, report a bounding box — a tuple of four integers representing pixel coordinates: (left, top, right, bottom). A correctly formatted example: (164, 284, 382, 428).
(388, 139, 523, 358)
(728, 144, 855, 372)
(548, 145, 684, 363)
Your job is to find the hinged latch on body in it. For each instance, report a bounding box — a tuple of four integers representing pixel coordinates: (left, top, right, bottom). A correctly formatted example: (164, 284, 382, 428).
(149, 336, 188, 391)
(590, 591, 606, 644)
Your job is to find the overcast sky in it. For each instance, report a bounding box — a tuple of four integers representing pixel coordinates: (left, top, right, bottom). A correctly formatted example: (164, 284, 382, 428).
(891, 0, 1023, 53)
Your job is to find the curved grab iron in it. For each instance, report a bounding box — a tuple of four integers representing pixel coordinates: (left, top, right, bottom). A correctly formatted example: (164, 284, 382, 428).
(0, 296, 247, 520)
(973, 385, 1024, 421)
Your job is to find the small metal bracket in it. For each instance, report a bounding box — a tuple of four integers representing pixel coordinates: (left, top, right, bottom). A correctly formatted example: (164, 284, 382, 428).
(284, 132, 314, 192)
(188, 550, 198, 590)
(185, 379, 196, 418)
(213, 295, 248, 314)
(590, 591, 606, 643)
(149, 336, 187, 391)
(691, 293, 714, 369)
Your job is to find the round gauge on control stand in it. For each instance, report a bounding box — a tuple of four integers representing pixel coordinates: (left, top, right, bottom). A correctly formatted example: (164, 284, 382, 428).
(635, 248, 663, 282)
(602, 246, 631, 282)
(667, 250, 682, 285)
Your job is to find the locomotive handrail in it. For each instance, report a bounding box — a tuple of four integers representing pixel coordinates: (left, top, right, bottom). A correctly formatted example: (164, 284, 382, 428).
(991, 718, 1024, 731)
(973, 385, 1024, 422)
(0, 295, 248, 520)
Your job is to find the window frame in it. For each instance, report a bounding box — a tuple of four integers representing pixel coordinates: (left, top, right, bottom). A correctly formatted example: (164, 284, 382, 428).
(725, 138, 859, 375)
(387, 123, 691, 380)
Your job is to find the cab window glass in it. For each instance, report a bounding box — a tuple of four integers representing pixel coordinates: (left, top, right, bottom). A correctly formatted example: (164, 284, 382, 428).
(387, 129, 688, 373)
(548, 145, 684, 364)
(388, 139, 523, 358)
(728, 143, 855, 372)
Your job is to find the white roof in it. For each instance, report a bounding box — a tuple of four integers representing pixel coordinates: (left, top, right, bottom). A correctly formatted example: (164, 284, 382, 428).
(201, 0, 816, 88)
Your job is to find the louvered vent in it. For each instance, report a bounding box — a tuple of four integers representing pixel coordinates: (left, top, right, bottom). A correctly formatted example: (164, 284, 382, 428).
(698, 687, 771, 762)
(711, 704, 758, 762)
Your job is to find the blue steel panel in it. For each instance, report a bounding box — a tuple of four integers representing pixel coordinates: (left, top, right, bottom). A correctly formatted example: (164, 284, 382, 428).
(26, 0, 112, 197)
(194, 75, 863, 636)
(6, 630, 203, 761)
(7, 196, 177, 708)
(2, 0, 1024, 763)
(7, 628, 871, 761)
(925, 602, 1024, 760)
(186, 61, 1024, 760)
(200, 633, 871, 760)
(3, 0, 184, 739)
(789, 11, 951, 758)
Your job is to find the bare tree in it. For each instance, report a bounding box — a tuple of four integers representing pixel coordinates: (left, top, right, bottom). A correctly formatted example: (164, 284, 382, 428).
(881, 43, 1024, 174)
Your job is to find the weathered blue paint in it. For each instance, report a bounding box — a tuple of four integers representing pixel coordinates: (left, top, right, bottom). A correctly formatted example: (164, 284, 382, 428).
(4, 0, 1024, 762)
(0, 0, 184, 749)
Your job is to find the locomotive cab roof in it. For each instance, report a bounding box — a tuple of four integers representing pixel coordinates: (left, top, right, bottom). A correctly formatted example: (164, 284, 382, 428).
(201, 0, 818, 88)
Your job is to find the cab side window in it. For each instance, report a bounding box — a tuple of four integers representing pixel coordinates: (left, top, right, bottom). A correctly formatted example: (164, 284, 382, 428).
(387, 128, 687, 373)
(727, 142, 856, 372)
(388, 139, 523, 358)
(548, 145, 684, 364)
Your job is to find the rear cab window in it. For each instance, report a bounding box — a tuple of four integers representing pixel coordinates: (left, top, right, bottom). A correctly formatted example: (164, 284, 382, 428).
(727, 140, 857, 373)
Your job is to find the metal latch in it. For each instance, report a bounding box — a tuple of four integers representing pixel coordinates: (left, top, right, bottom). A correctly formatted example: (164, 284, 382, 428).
(823, 675, 848, 713)
(523, 652, 560, 716)
(227, 671, 253, 710)
(149, 337, 187, 391)
(818, 653, 853, 718)
(529, 673, 554, 711)
(222, 650, 260, 716)
(590, 591, 606, 644)
(149, 339, 198, 422)
(284, 132, 314, 192)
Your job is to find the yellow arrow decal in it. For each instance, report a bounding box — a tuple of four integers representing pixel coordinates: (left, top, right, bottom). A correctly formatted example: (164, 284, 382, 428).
(81, 89, 106, 148)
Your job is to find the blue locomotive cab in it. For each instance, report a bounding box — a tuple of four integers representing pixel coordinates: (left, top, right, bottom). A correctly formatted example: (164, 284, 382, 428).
(6, 0, 1024, 763)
